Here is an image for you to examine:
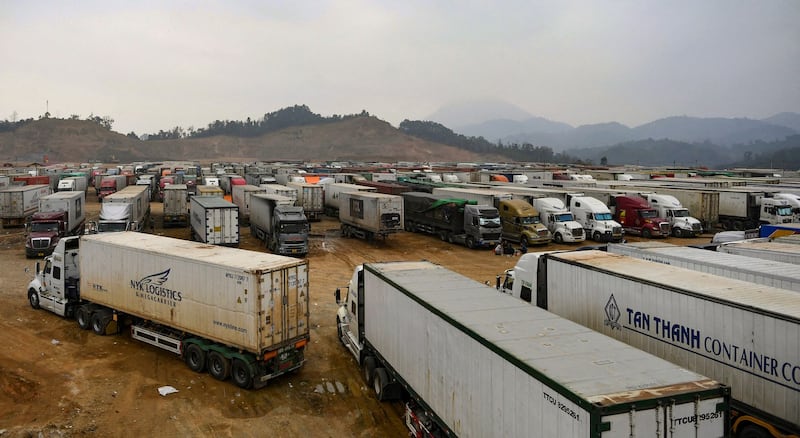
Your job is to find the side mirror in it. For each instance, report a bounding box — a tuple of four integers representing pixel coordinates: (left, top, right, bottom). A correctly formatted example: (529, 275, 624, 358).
(334, 288, 341, 304)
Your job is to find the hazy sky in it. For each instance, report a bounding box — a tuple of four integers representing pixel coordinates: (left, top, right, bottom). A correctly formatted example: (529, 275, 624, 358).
(2, 1, 798, 134)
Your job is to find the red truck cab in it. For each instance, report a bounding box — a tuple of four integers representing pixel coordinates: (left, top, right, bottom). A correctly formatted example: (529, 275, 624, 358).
(612, 195, 671, 238)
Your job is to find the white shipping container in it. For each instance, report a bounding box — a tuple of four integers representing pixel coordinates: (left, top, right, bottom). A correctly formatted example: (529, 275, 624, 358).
(339, 192, 403, 236)
(260, 183, 298, 203)
(38, 191, 86, 232)
(79, 232, 309, 355)
(285, 181, 323, 219)
(539, 250, 800, 432)
(608, 242, 800, 292)
(365, 262, 728, 437)
(321, 183, 375, 211)
(0, 184, 52, 219)
(190, 196, 239, 246)
(231, 184, 267, 223)
(718, 240, 800, 264)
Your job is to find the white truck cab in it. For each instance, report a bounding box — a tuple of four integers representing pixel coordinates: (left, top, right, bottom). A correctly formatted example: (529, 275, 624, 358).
(568, 195, 623, 242)
(642, 193, 703, 237)
(531, 197, 585, 243)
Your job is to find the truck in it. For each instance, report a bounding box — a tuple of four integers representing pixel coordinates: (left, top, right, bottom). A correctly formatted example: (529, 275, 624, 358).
(0, 184, 52, 227)
(568, 195, 624, 242)
(607, 241, 800, 292)
(162, 184, 189, 227)
(497, 198, 551, 246)
(718, 240, 800, 264)
(773, 193, 800, 222)
(611, 195, 670, 238)
(26, 232, 309, 389)
(338, 192, 403, 240)
(716, 189, 793, 231)
(219, 174, 246, 195)
(402, 191, 502, 249)
(335, 261, 730, 437)
(25, 191, 86, 258)
(498, 250, 800, 438)
(641, 193, 703, 237)
(97, 174, 128, 201)
(285, 181, 323, 221)
(231, 184, 267, 225)
(95, 185, 151, 233)
(57, 175, 88, 193)
(322, 182, 375, 217)
(249, 194, 309, 256)
(189, 195, 239, 247)
(531, 197, 586, 243)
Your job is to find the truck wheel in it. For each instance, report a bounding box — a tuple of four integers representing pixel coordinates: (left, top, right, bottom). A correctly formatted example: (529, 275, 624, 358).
(336, 317, 346, 346)
(184, 344, 206, 372)
(593, 231, 601, 242)
(207, 351, 231, 381)
(521, 236, 529, 247)
(91, 313, 110, 335)
(231, 358, 254, 389)
(642, 229, 652, 239)
(554, 233, 563, 243)
(373, 368, 390, 401)
(465, 236, 475, 249)
(362, 356, 377, 385)
(28, 289, 40, 310)
(673, 227, 683, 238)
(76, 306, 91, 330)
(738, 424, 770, 438)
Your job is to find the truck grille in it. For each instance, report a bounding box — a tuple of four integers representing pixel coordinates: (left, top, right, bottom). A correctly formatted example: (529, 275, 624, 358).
(31, 238, 51, 249)
(485, 233, 502, 240)
(572, 228, 583, 237)
(659, 223, 671, 235)
(612, 227, 623, 236)
(538, 230, 549, 237)
(692, 223, 702, 231)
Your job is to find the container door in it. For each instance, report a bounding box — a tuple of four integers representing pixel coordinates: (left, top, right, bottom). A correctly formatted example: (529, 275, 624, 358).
(260, 264, 309, 348)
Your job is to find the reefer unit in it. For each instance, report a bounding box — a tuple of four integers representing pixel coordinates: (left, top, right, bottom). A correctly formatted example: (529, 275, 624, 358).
(190, 196, 239, 246)
(608, 241, 800, 292)
(534, 250, 800, 436)
(0, 184, 52, 226)
(717, 240, 800, 265)
(346, 261, 729, 437)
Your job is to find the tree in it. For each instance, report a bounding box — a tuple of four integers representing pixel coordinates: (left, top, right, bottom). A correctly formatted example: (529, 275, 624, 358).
(600, 156, 608, 165)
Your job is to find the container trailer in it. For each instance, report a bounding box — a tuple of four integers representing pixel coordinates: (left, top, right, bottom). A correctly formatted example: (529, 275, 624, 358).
(338, 192, 403, 240)
(717, 240, 800, 264)
(402, 191, 502, 249)
(286, 181, 323, 221)
(249, 194, 308, 257)
(0, 184, 52, 227)
(189, 195, 239, 247)
(162, 184, 189, 227)
(25, 191, 86, 258)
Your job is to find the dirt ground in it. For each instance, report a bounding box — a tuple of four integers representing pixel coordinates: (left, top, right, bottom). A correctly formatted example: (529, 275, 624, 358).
(0, 192, 712, 437)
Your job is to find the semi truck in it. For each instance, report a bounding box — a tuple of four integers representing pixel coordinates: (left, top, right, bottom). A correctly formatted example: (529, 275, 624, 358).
(249, 194, 309, 257)
(26, 232, 309, 389)
(496, 198, 551, 246)
(641, 193, 703, 237)
(715, 189, 793, 231)
(568, 195, 624, 242)
(25, 191, 86, 258)
(338, 192, 403, 240)
(322, 182, 375, 217)
(97, 174, 128, 201)
(530, 197, 586, 243)
(612, 195, 670, 238)
(335, 261, 730, 437)
(189, 195, 239, 247)
(608, 241, 800, 292)
(402, 191, 502, 249)
(162, 184, 189, 227)
(0, 184, 52, 227)
(231, 184, 267, 225)
(286, 181, 323, 221)
(717, 240, 800, 264)
(57, 176, 88, 193)
(95, 185, 151, 233)
(498, 250, 800, 438)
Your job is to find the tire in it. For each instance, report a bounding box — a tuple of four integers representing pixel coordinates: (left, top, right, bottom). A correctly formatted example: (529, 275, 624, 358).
(184, 344, 206, 373)
(336, 317, 345, 346)
(673, 227, 684, 238)
(231, 358, 254, 389)
(733, 221, 744, 231)
(439, 231, 448, 241)
(91, 312, 109, 335)
(28, 289, 40, 310)
(738, 424, 770, 438)
(593, 231, 601, 242)
(207, 351, 231, 381)
(521, 236, 529, 247)
(465, 236, 475, 249)
(362, 356, 377, 386)
(373, 368, 390, 401)
(642, 228, 652, 239)
(554, 233, 563, 244)
(76, 306, 91, 330)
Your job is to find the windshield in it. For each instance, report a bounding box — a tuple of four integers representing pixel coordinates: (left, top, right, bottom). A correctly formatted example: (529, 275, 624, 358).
(639, 209, 658, 219)
(594, 212, 613, 221)
(98, 222, 127, 232)
(479, 216, 501, 227)
(672, 209, 690, 217)
(31, 221, 59, 232)
(280, 222, 309, 234)
(555, 213, 574, 222)
(519, 216, 540, 225)
(776, 206, 792, 216)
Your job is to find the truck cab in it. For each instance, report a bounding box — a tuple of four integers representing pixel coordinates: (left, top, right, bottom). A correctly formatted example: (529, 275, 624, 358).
(760, 197, 795, 225)
(773, 193, 800, 222)
(498, 199, 551, 246)
(612, 195, 670, 238)
(568, 195, 623, 242)
(642, 193, 703, 237)
(462, 204, 502, 247)
(25, 211, 67, 258)
(531, 198, 585, 244)
(26, 236, 81, 317)
(272, 206, 309, 256)
(335, 265, 365, 362)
